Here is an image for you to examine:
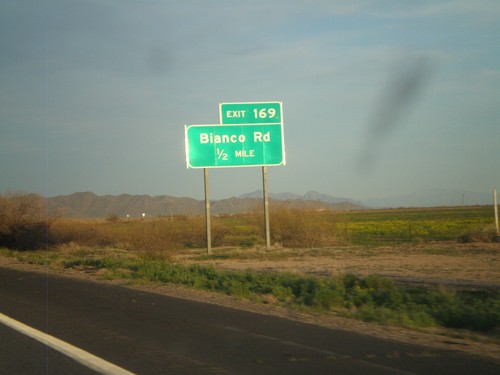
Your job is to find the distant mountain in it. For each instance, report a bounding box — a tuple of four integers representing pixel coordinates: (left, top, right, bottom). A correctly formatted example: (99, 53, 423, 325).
(46, 188, 488, 218)
(47, 192, 202, 218)
(239, 190, 364, 206)
(239, 190, 300, 200)
(240, 188, 493, 209)
(364, 189, 493, 208)
(47, 191, 364, 219)
(302, 191, 361, 205)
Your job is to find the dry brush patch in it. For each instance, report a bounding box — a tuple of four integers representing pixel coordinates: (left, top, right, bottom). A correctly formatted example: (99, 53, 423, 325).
(176, 243, 500, 287)
(4, 199, 497, 252)
(0, 192, 57, 250)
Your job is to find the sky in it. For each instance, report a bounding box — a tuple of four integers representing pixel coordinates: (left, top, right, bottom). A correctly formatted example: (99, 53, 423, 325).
(1, 0, 499, 201)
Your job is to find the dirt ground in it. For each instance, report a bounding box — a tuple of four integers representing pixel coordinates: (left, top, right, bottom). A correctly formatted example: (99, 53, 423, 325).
(1, 241, 499, 363)
(173, 241, 500, 290)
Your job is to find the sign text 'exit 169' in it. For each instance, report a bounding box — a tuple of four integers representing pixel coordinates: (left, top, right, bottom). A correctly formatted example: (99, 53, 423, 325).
(219, 102, 282, 125)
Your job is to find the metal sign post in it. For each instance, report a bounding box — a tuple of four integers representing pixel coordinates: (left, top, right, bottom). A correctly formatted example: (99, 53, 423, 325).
(262, 166, 271, 250)
(204, 168, 211, 254)
(494, 189, 499, 236)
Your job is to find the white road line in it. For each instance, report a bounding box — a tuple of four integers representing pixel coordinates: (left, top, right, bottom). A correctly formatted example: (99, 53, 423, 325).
(0, 312, 135, 375)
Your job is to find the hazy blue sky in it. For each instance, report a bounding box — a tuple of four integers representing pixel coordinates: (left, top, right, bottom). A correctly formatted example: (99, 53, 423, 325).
(1, 1, 499, 200)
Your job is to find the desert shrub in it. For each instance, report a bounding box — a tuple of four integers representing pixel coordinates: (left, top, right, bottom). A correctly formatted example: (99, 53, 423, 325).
(49, 217, 216, 252)
(416, 288, 500, 331)
(457, 225, 497, 243)
(49, 220, 99, 246)
(106, 214, 121, 223)
(270, 208, 343, 247)
(211, 220, 229, 246)
(239, 237, 258, 248)
(0, 192, 54, 250)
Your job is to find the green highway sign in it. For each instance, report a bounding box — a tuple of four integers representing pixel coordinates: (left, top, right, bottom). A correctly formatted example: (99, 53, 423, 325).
(219, 102, 282, 125)
(185, 124, 285, 168)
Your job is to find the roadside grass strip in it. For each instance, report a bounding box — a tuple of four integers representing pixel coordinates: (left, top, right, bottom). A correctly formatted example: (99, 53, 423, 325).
(63, 258, 500, 333)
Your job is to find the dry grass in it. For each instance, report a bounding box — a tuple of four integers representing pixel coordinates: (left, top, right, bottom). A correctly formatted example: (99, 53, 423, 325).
(175, 242, 500, 288)
(42, 206, 499, 289)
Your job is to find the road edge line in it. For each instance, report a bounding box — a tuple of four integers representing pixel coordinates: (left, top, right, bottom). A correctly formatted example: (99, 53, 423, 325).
(0, 312, 135, 375)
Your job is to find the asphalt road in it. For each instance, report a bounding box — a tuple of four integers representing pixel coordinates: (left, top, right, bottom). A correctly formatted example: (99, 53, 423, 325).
(0, 267, 498, 374)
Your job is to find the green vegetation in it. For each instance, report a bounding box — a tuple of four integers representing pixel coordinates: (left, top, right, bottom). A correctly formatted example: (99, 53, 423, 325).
(62, 259, 500, 332)
(3, 246, 497, 333)
(343, 207, 495, 244)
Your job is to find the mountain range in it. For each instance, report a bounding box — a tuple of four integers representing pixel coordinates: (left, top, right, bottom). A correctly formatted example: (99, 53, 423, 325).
(46, 191, 363, 219)
(46, 189, 494, 219)
(239, 190, 363, 205)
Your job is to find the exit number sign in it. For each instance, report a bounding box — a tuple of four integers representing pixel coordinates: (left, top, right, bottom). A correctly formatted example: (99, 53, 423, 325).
(219, 102, 282, 124)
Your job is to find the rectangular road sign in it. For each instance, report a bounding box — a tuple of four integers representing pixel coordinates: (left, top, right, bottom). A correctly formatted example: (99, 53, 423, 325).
(219, 102, 282, 125)
(185, 124, 285, 168)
